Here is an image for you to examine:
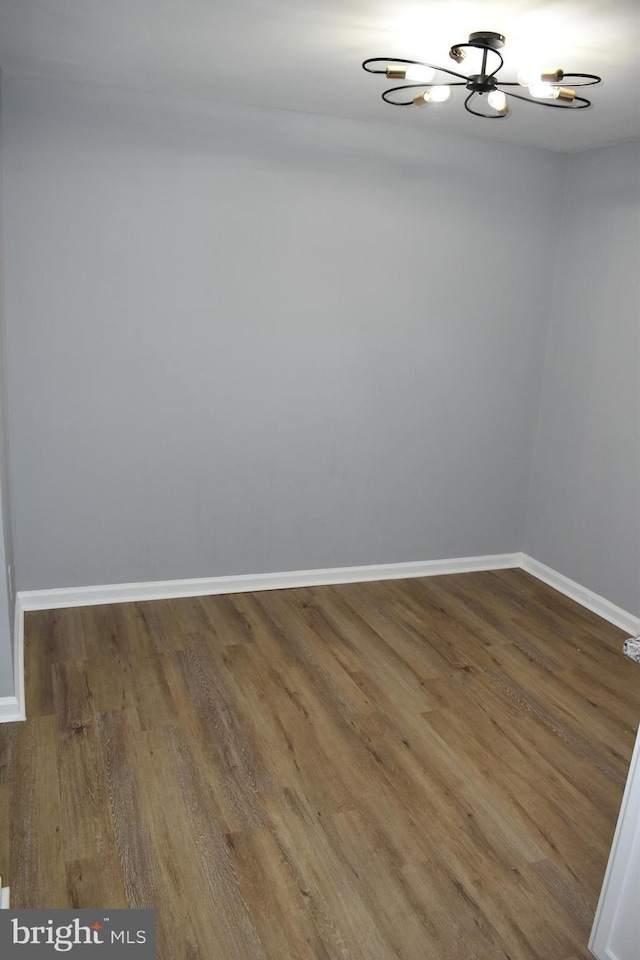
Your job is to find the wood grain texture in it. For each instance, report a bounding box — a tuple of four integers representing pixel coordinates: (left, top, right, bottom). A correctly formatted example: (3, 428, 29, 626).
(1, 568, 638, 959)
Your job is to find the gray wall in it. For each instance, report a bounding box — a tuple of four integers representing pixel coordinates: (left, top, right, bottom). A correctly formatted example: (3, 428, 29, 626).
(525, 138, 640, 616)
(1, 75, 565, 590)
(0, 70, 16, 697)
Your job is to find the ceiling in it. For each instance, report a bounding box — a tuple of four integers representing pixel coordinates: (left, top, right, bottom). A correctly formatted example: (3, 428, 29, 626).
(0, 0, 638, 152)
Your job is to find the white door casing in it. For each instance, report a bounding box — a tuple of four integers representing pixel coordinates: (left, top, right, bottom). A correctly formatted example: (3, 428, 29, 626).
(590, 724, 640, 959)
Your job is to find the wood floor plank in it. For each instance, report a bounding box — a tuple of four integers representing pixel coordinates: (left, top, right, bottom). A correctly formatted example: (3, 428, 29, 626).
(250, 588, 376, 716)
(484, 641, 635, 753)
(23, 611, 56, 716)
(291, 586, 445, 714)
(401, 856, 541, 960)
(95, 707, 159, 909)
(2, 568, 638, 959)
(130, 598, 195, 653)
(262, 786, 392, 960)
(9, 716, 68, 907)
(420, 706, 608, 890)
(225, 825, 326, 960)
(5, 719, 37, 907)
(330, 808, 458, 960)
(53, 659, 93, 734)
(0, 784, 8, 884)
(57, 719, 114, 862)
(0, 722, 18, 785)
(198, 594, 260, 646)
(81, 603, 157, 665)
(150, 724, 268, 960)
(65, 854, 128, 909)
(493, 570, 626, 646)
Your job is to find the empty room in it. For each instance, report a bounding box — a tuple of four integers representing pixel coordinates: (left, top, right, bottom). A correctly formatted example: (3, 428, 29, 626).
(0, 1, 639, 958)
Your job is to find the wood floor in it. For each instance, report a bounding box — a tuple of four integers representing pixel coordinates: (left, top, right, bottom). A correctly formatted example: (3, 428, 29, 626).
(1, 569, 639, 959)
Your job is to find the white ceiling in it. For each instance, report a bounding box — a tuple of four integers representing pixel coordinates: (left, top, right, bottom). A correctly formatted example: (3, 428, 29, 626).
(0, 0, 639, 152)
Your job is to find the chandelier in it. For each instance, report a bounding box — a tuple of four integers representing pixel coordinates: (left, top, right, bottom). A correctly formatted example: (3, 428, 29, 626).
(362, 31, 601, 118)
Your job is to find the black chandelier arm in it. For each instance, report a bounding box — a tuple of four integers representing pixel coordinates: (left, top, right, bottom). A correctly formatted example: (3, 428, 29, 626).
(463, 91, 506, 119)
(381, 82, 468, 106)
(462, 75, 601, 88)
(496, 74, 601, 88)
(502, 89, 592, 109)
(362, 57, 470, 82)
(487, 54, 504, 80)
(560, 73, 601, 86)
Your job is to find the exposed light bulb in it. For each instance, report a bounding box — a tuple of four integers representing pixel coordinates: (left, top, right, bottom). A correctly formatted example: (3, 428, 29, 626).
(413, 85, 451, 106)
(405, 65, 436, 83)
(518, 67, 542, 86)
(428, 85, 451, 102)
(519, 66, 563, 86)
(487, 90, 507, 112)
(528, 82, 559, 99)
(526, 81, 575, 102)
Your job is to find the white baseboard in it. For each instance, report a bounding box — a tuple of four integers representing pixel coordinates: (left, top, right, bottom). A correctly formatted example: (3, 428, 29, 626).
(17, 553, 521, 613)
(0, 695, 23, 723)
(4, 550, 638, 724)
(589, 724, 640, 959)
(521, 555, 640, 636)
